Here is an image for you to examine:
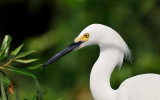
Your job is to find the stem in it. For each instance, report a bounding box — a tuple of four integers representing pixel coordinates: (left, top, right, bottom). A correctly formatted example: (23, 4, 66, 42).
(0, 67, 5, 69)
(0, 59, 14, 69)
(3, 59, 12, 67)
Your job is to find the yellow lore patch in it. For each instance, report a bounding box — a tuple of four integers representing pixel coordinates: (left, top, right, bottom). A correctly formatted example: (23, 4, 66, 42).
(75, 33, 89, 42)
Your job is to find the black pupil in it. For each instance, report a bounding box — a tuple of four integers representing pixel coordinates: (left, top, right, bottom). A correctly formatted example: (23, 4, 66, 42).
(85, 35, 88, 37)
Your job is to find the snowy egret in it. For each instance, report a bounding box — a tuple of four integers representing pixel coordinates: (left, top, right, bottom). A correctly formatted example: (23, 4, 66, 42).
(42, 24, 160, 100)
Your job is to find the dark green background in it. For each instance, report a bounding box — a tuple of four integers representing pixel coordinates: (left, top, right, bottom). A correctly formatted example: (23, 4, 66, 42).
(0, 0, 160, 100)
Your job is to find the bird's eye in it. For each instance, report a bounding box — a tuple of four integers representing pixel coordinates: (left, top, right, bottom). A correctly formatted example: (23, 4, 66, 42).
(84, 33, 89, 38)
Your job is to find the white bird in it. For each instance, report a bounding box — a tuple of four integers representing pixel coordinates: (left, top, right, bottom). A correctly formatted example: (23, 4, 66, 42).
(42, 24, 160, 100)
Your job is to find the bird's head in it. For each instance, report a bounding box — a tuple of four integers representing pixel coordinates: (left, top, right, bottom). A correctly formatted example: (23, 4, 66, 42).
(42, 24, 131, 68)
(74, 24, 118, 48)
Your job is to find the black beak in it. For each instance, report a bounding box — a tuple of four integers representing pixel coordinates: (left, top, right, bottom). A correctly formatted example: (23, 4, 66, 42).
(42, 41, 83, 68)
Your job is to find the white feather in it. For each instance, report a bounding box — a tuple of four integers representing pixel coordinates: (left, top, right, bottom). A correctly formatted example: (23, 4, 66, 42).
(75, 24, 160, 100)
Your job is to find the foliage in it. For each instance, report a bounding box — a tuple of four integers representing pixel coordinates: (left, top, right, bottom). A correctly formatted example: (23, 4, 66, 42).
(0, 35, 43, 100)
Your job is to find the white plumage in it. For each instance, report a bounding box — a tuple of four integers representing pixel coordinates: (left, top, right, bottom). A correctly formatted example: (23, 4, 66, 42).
(75, 24, 160, 100)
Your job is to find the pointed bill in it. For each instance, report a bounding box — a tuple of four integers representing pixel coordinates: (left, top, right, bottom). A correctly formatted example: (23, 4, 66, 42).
(42, 41, 83, 68)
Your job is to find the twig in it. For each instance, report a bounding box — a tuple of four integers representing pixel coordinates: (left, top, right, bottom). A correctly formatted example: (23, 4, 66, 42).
(2, 59, 13, 67)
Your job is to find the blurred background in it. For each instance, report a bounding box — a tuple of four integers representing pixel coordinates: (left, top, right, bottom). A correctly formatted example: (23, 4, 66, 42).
(0, 0, 160, 100)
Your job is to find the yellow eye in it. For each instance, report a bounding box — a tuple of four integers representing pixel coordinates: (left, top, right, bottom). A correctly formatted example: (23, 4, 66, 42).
(84, 33, 89, 38)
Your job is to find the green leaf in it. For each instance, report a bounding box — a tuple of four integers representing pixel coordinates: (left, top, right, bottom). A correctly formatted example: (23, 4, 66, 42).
(0, 73, 11, 87)
(15, 59, 38, 64)
(0, 50, 6, 61)
(27, 64, 43, 70)
(1, 35, 12, 51)
(0, 35, 12, 61)
(1, 78, 7, 100)
(11, 43, 24, 56)
(15, 50, 36, 59)
(6, 67, 36, 79)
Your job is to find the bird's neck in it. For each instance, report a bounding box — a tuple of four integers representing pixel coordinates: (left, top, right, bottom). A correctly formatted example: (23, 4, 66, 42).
(90, 45, 123, 100)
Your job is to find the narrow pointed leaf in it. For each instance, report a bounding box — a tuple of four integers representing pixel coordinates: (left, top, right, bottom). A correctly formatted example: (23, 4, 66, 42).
(0, 50, 6, 61)
(0, 35, 12, 61)
(15, 50, 36, 59)
(27, 64, 43, 70)
(0, 73, 11, 87)
(1, 35, 12, 51)
(1, 35, 12, 57)
(1, 78, 7, 100)
(6, 67, 36, 79)
(15, 59, 38, 64)
(11, 43, 24, 56)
